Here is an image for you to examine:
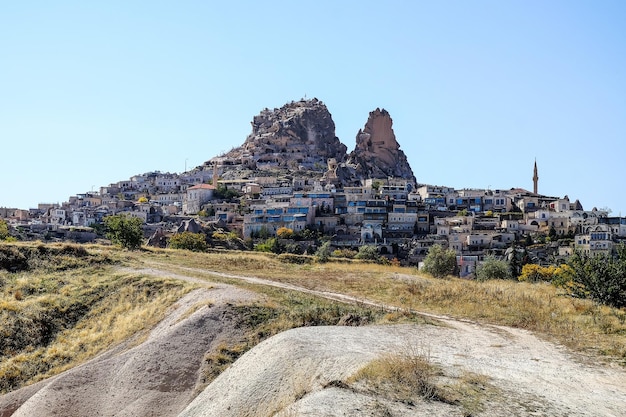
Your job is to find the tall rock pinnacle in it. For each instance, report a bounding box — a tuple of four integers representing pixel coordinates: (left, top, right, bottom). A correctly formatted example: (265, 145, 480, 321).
(347, 108, 415, 181)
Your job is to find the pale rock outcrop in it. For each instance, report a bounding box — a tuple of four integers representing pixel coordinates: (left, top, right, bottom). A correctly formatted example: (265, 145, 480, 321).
(213, 98, 347, 172)
(347, 108, 415, 181)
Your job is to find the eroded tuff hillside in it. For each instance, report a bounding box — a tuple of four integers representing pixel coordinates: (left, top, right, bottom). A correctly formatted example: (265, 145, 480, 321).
(207, 98, 416, 184)
(214, 98, 347, 172)
(4, 276, 626, 417)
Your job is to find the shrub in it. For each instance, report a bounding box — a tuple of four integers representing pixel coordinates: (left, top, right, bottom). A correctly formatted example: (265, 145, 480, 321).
(284, 243, 304, 255)
(169, 231, 207, 252)
(211, 231, 229, 240)
(332, 248, 357, 259)
(103, 215, 143, 250)
(0, 220, 10, 240)
(561, 246, 626, 308)
(0, 245, 28, 272)
(354, 245, 380, 262)
(315, 241, 332, 263)
(518, 264, 555, 283)
(422, 244, 457, 278)
(475, 256, 512, 281)
(276, 227, 294, 239)
(255, 238, 284, 254)
(350, 347, 440, 402)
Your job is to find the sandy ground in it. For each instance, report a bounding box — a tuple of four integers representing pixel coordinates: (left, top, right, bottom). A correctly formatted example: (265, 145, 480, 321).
(2, 266, 625, 417)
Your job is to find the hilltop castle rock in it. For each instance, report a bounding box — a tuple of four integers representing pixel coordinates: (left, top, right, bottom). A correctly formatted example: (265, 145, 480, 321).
(214, 98, 347, 172)
(347, 108, 415, 181)
(208, 99, 415, 185)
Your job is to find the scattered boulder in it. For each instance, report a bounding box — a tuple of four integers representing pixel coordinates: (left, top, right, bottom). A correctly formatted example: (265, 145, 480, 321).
(177, 219, 202, 234)
(147, 228, 168, 248)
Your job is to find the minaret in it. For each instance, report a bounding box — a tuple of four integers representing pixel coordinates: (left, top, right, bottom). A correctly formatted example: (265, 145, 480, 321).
(533, 159, 539, 194)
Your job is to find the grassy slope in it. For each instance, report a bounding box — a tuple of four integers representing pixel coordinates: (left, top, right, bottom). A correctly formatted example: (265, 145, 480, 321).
(133, 248, 626, 364)
(0, 243, 194, 393)
(1, 243, 624, 395)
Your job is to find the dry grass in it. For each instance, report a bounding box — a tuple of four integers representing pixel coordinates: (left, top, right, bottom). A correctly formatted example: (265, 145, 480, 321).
(0, 246, 194, 393)
(197, 286, 427, 391)
(131, 247, 626, 365)
(349, 347, 442, 403)
(1, 242, 624, 396)
(348, 345, 496, 416)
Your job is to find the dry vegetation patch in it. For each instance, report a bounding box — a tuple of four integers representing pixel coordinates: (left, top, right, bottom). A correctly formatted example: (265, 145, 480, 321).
(0, 244, 194, 393)
(348, 347, 496, 416)
(137, 248, 626, 365)
(198, 287, 429, 389)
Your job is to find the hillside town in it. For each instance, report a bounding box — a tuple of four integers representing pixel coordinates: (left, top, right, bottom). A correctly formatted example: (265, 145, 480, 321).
(2, 99, 625, 275)
(2, 160, 624, 275)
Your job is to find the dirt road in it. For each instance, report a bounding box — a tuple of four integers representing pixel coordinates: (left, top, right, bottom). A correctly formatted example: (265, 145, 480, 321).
(2, 264, 625, 417)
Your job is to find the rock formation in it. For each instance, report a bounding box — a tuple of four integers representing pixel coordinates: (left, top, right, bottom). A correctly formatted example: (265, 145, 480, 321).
(347, 108, 415, 181)
(213, 98, 347, 172)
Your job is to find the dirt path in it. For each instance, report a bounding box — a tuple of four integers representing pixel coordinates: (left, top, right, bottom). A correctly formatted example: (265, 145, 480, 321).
(141, 263, 626, 417)
(3, 264, 625, 416)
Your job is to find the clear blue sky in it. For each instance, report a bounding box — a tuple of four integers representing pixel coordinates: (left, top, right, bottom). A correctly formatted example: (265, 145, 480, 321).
(2, 1, 625, 214)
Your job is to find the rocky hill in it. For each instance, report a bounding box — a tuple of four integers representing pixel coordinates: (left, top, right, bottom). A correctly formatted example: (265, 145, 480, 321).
(347, 108, 415, 181)
(207, 99, 416, 185)
(213, 98, 347, 172)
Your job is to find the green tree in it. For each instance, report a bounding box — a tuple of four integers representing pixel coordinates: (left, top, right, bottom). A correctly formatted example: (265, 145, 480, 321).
(103, 215, 144, 250)
(562, 245, 626, 308)
(422, 244, 457, 278)
(214, 184, 239, 200)
(255, 237, 284, 254)
(355, 245, 380, 261)
(548, 226, 557, 240)
(315, 240, 332, 263)
(524, 234, 533, 247)
(169, 231, 207, 252)
(475, 256, 512, 281)
(0, 219, 9, 240)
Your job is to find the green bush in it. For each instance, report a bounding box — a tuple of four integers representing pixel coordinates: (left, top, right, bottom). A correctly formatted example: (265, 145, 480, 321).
(475, 256, 512, 281)
(255, 238, 284, 254)
(354, 245, 380, 262)
(0, 220, 10, 240)
(422, 244, 457, 278)
(314, 241, 332, 263)
(564, 245, 626, 308)
(103, 215, 144, 250)
(169, 231, 207, 252)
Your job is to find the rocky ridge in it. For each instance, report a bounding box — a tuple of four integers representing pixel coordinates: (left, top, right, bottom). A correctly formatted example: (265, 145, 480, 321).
(214, 98, 347, 173)
(208, 99, 415, 184)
